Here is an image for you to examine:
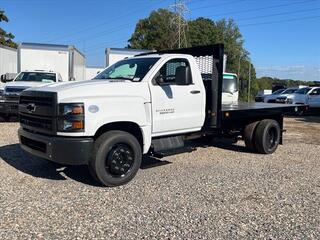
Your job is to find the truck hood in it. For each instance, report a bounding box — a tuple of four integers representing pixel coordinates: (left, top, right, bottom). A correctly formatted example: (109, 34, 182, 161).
(5, 81, 52, 89)
(276, 93, 292, 99)
(29, 79, 151, 102)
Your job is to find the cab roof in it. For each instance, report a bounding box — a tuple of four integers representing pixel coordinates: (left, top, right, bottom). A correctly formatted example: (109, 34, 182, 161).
(22, 70, 58, 74)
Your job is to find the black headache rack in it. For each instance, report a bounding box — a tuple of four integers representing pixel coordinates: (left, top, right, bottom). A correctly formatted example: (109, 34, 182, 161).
(138, 44, 225, 130)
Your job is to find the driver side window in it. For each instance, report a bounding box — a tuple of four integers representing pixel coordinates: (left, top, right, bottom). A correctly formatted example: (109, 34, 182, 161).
(157, 58, 190, 84)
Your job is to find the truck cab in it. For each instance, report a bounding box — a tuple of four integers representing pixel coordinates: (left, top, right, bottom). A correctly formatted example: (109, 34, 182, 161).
(18, 45, 304, 187)
(0, 70, 62, 119)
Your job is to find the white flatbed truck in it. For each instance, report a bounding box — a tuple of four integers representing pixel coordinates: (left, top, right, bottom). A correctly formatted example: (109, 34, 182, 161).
(18, 45, 305, 187)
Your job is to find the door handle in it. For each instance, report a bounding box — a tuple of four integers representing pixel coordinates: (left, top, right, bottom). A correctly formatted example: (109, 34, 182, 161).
(190, 90, 201, 94)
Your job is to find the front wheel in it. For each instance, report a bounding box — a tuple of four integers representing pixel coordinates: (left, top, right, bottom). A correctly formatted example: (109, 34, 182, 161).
(89, 130, 142, 187)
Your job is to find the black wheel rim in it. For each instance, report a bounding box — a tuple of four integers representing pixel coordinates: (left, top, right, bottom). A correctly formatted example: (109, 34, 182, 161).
(105, 143, 134, 178)
(266, 127, 278, 151)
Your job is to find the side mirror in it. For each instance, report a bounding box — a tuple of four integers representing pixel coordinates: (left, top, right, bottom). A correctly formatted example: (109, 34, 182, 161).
(155, 74, 165, 85)
(0, 74, 6, 83)
(175, 66, 192, 85)
(0, 73, 16, 83)
(69, 77, 76, 81)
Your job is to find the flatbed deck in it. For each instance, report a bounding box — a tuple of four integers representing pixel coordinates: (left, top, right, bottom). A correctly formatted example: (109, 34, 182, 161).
(220, 102, 305, 126)
(222, 102, 299, 112)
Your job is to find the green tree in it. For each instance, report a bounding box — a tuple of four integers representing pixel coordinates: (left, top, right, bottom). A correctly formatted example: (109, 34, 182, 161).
(187, 17, 219, 46)
(128, 9, 257, 100)
(128, 9, 177, 50)
(0, 9, 18, 48)
(188, 18, 249, 74)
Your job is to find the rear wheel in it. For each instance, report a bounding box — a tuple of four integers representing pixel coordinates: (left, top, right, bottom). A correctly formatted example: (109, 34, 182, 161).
(254, 119, 280, 154)
(89, 130, 142, 187)
(243, 121, 259, 152)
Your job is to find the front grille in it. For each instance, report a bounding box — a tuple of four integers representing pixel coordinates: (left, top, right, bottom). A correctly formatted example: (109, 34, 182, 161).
(5, 94, 20, 101)
(5, 87, 26, 93)
(21, 136, 46, 153)
(20, 96, 53, 107)
(255, 97, 264, 102)
(4, 87, 27, 101)
(20, 114, 53, 131)
(19, 91, 57, 134)
(10, 104, 18, 110)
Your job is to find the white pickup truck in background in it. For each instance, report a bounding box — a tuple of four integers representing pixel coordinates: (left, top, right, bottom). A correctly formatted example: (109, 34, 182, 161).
(0, 70, 62, 120)
(17, 44, 305, 187)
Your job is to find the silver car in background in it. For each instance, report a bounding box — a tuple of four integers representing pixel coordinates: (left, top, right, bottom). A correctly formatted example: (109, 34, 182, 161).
(275, 88, 299, 103)
(286, 87, 320, 108)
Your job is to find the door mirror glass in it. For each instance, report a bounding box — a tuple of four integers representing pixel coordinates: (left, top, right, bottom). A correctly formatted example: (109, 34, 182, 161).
(175, 66, 192, 85)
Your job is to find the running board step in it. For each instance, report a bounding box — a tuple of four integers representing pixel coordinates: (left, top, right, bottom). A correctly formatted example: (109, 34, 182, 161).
(152, 136, 184, 152)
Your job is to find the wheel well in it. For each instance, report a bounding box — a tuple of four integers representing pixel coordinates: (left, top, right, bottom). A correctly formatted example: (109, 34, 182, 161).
(94, 122, 144, 149)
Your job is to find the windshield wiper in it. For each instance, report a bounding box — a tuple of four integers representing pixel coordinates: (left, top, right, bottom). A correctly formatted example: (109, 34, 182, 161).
(104, 77, 134, 81)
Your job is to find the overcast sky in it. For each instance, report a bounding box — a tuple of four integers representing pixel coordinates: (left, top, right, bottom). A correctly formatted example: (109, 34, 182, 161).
(1, 0, 320, 81)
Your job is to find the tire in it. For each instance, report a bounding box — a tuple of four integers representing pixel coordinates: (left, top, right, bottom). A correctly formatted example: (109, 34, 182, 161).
(254, 119, 280, 154)
(243, 121, 259, 152)
(89, 130, 142, 187)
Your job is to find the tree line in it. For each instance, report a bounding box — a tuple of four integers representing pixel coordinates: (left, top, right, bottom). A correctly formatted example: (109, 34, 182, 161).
(128, 9, 255, 81)
(0, 9, 17, 48)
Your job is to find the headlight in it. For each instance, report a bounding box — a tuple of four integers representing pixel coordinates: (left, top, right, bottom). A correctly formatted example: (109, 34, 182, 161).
(60, 103, 84, 115)
(286, 98, 293, 104)
(0, 89, 4, 100)
(58, 103, 84, 132)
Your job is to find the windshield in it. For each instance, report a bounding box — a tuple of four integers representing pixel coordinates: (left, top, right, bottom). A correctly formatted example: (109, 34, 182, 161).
(94, 57, 160, 81)
(295, 87, 311, 94)
(222, 75, 238, 93)
(272, 89, 285, 95)
(15, 72, 56, 83)
(281, 88, 297, 94)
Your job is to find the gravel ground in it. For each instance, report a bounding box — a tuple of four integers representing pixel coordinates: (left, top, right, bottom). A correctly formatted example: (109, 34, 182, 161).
(0, 117, 319, 239)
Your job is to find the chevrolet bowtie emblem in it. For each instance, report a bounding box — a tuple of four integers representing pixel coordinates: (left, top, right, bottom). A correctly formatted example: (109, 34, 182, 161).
(26, 103, 36, 113)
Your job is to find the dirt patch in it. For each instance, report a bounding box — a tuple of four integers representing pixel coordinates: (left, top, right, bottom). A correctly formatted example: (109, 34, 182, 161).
(283, 116, 320, 145)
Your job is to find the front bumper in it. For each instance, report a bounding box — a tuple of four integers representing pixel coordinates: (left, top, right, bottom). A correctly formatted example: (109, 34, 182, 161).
(255, 97, 264, 102)
(0, 100, 19, 115)
(18, 128, 93, 165)
(276, 99, 286, 104)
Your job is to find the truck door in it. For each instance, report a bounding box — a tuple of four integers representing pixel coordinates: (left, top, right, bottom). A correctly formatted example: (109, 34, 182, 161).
(149, 58, 204, 135)
(308, 88, 320, 107)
